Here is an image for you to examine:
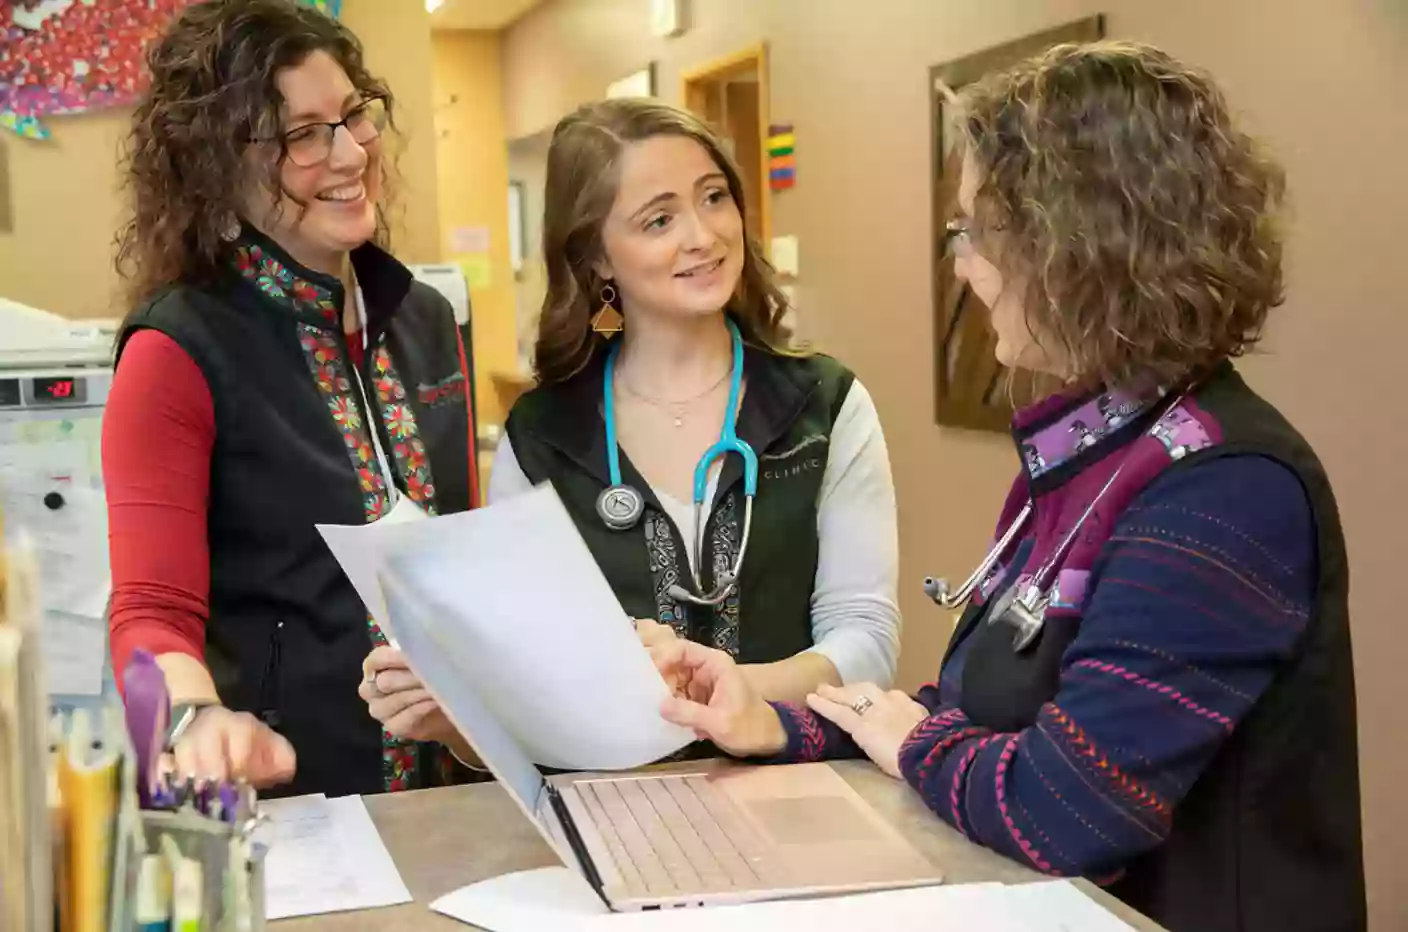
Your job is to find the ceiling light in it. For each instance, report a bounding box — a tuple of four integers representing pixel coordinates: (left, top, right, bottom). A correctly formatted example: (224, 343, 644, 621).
(425, 0, 444, 12)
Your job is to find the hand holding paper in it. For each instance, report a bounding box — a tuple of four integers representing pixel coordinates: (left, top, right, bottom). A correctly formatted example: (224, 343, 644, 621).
(359, 645, 460, 744)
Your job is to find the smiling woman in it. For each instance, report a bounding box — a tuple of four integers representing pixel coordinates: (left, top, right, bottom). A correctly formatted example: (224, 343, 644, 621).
(103, 0, 480, 798)
(362, 99, 905, 766)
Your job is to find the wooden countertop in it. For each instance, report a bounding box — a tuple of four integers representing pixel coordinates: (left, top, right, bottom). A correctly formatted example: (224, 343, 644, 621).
(272, 759, 1167, 931)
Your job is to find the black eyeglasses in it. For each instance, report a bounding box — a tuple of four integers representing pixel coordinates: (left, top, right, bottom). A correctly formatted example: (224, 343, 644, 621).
(259, 96, 389, 168)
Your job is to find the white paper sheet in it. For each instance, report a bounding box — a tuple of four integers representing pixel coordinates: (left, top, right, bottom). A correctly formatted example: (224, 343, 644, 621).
(0, 474, 109, 695)
(999, 880, 1140, 932)
(430, 867, 610, 929)
(256, 794, 412, 920)
(322, 483, 695, 770)
(317, 493, 427, 645)
(429, 867, 1056, 932)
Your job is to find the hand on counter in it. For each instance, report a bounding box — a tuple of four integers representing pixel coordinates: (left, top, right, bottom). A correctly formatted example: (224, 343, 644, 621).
(173, 706, 297, 788)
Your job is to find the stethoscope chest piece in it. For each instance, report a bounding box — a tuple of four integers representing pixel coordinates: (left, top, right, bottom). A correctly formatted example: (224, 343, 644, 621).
(986, 581, 1047, 652)
(596, 484, 645, 531)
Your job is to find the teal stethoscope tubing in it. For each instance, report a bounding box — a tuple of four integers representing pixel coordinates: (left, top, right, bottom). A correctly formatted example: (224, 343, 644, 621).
(601, 318, 757, 606)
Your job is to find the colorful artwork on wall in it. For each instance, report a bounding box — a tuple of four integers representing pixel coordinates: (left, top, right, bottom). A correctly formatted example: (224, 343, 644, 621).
(766, 124, 795, 192)
(1, 0, 342, 140)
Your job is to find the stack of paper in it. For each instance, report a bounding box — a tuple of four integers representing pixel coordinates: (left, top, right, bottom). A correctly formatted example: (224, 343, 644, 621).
(256, 794, 412, 920)
(0, 535, 54, 932)
(429, 867, 1143, 932)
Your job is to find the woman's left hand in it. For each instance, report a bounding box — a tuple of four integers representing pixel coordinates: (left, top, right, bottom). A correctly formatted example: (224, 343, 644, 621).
(806, 683, 929, 779)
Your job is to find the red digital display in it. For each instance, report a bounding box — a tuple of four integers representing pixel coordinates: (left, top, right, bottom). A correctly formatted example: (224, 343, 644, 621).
(32, 376, 84, 404)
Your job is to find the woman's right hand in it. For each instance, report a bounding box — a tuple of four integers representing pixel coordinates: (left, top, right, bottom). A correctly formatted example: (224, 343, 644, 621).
(650, 639, 787, 758)
(171, 706, 296, 788)
(359, 646, 459, 744)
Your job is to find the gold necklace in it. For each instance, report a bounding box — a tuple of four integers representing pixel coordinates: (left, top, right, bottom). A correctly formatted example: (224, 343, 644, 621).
(618, 366, 731, 427)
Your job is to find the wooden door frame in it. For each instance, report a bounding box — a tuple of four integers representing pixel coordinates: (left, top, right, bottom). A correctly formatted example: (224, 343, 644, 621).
(680, 43, 772, 255)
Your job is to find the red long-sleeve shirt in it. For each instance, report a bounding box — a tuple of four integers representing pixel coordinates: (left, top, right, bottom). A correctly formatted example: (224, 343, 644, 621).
(103, 328, 369, 677)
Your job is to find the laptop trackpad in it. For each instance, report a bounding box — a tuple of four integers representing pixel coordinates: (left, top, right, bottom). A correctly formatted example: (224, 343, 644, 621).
(744, 796, 882, 845)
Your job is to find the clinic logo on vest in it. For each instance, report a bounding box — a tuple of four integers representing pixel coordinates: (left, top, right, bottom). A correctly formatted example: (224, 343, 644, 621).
(762, 434, 827, 481)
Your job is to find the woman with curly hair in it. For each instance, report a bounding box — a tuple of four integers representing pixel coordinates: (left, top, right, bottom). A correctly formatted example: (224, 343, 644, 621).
(647, 42, 1365, 932)
(103, 0, 478, 797)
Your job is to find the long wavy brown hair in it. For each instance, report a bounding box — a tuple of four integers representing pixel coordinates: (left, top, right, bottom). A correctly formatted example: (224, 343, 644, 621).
(534, 99, 794, 385)
(114, 0, 393, 313)
(958, 41, 1287, 387)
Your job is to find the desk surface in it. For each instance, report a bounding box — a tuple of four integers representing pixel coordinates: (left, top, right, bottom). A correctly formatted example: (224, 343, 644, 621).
(274, 760, 1167, 932)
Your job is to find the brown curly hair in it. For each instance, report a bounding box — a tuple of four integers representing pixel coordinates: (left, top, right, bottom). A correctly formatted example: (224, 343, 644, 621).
(114, 0, 393, 312)
(534, 99, 794, 385)
(958, 40, 1287, 387)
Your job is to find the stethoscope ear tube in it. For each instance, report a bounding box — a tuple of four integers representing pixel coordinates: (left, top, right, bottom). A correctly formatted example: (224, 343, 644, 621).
(923, 501, 1034, 610)
(597, 318, 758, 604)
(922, 378, 1201, 652)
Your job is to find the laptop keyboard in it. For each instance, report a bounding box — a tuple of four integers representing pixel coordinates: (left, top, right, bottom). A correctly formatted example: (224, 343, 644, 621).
(574, 774, 770, 895)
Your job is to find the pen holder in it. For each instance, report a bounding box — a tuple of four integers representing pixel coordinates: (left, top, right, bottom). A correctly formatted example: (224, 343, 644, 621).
(112, 808, 267, 932)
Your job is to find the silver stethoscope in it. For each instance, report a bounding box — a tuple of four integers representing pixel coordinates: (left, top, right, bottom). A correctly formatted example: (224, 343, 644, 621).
(922, 384, 1192, 652)
(595, 318, 758, 607)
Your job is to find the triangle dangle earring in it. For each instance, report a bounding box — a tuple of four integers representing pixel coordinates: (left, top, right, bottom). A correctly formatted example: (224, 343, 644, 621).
(590, 283, 624, 337)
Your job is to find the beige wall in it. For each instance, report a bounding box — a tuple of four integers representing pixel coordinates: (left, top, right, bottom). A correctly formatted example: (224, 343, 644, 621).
(431, 31, 517, 426)
(502, 1, 1408, 927)
(0, 113, 127, 320)
(341, 0, 441, 266)
(0, 0, 440, 321)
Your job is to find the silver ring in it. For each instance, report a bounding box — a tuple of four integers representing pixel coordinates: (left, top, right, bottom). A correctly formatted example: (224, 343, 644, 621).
(850, 695, 874, 716)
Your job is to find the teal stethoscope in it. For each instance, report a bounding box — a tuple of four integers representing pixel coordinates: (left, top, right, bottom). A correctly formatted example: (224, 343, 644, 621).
(596, 318, 757, 607)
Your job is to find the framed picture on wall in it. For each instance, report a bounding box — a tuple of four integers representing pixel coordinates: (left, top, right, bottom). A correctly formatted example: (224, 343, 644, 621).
(929, 16, 1105, 432)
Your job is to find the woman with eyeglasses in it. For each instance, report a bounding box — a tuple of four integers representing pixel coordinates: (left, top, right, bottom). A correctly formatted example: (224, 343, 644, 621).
(103, 0, 479, 798)
(646, 42, 1364, 932)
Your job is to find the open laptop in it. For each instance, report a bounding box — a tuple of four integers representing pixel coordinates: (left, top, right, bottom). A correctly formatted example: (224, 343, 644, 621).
(381, 571, 945, 911)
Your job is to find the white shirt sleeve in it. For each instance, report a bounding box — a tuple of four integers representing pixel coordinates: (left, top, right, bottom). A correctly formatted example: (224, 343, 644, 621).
(486, 435, 536, 505)
(803, 379, 903, 688)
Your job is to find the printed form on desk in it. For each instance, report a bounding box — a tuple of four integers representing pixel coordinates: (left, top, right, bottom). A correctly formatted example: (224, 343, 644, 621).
(255, 793, 411, 920)
(430, 866, 1142, 932)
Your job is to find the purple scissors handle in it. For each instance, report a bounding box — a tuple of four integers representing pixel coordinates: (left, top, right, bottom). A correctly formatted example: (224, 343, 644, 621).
(122, 648, 170, 808)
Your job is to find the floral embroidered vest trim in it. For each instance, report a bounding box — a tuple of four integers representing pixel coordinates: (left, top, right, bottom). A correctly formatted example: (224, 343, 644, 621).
(233, 237, 440, 793)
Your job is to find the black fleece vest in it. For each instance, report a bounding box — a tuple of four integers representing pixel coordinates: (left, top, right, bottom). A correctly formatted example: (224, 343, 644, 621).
(115, 234, 472, 797)
(505, 345, 854, 667)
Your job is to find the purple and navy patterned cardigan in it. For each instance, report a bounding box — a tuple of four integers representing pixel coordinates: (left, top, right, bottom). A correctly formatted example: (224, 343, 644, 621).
(772, 372, 1338, 896)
